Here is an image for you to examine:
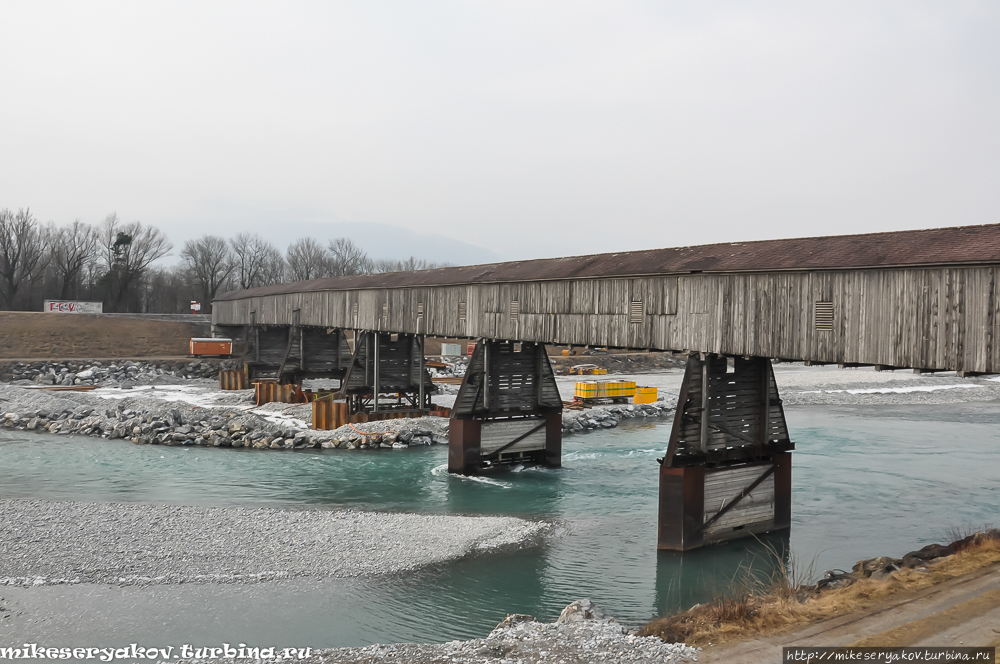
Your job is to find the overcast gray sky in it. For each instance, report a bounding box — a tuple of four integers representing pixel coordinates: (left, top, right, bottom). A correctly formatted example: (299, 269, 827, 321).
(2, 1, 998, 262)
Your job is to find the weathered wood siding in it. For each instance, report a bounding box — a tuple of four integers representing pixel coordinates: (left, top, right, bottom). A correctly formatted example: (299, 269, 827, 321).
(480, 419, 548, 456)
(702, 464, 776, 540)
(213, 266, 1000, 373)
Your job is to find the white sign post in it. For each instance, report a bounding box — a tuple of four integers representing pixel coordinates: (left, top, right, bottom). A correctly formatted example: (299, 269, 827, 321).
(190, 301, 202, 314)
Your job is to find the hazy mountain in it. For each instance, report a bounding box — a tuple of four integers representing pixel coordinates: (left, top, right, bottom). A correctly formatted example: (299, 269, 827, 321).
(258, 222, 499, 266)
(162, 219, 500, 268)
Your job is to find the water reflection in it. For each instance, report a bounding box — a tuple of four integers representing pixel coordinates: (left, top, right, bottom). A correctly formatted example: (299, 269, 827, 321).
(654, 531, 790, 617)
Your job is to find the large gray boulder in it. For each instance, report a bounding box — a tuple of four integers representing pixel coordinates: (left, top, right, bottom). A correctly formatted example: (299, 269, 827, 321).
(556, 598, 609, 623)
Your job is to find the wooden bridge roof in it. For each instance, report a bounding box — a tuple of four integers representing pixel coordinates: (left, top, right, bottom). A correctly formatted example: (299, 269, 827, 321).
(215, 223, 1000, 301)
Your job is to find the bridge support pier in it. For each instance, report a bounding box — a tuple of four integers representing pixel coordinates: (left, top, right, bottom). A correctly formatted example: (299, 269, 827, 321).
(240, 318, 352, 385)
(336, 331, 435, 413)
(657, 354, 794, 551)
(448, 340, 563, 474)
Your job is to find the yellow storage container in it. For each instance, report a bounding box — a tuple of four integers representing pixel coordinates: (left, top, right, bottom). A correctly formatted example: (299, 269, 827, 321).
(594, 367, 608, 375)
(578, 380, 638, 400)
(633, 386, 658, 404)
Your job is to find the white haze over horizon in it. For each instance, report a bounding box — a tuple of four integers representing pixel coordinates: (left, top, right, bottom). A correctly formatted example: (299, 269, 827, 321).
(2, 1, 998, 265)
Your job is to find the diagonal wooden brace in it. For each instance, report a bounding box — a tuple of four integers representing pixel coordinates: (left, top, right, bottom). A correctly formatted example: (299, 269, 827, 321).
(697, 464, 776, 533)
(483, 421, 548, 461)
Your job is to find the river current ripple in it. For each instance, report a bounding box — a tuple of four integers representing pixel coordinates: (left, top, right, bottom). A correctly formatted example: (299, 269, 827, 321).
(0, 403, 998, 647)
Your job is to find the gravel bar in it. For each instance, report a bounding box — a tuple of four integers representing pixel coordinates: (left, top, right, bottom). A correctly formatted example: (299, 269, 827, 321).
(298, 620, 698, 664)
(172, 612, 698, 664)
(0, 499, 548, 587)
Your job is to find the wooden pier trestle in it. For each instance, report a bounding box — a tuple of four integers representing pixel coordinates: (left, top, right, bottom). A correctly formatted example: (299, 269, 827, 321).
(339, 331, 435, 415)
(658, 354, 794, 551)
(241, 316, 352, 384)
(449, 340, 563, 474)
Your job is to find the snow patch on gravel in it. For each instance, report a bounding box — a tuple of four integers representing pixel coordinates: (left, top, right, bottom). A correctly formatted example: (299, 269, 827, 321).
(798, 384, 984, 395)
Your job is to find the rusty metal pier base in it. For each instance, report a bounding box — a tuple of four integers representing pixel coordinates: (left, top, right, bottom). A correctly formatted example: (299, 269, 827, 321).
(657, 354, 794, 551)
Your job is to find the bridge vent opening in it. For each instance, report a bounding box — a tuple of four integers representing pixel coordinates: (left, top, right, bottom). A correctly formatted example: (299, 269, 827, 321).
(448, 340, 563, 474)
(658, 353, 794, 551)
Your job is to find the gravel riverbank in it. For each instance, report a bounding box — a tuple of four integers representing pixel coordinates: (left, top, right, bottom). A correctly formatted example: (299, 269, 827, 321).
(0, 499, 548, 587)
(171, 602, 698, 664)
(0, 376, 676, 455)
(4, 362, 999, 457)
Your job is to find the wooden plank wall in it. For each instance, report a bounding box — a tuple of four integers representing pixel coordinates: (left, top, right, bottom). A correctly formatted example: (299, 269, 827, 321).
(214, 266, 1000, 373)
(702, 465, 776, 540)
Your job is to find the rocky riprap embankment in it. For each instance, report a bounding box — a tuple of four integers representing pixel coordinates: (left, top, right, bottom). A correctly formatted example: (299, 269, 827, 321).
(0, 369, 673, 452)
(0, 383, 450, 450)
(562, 400, 675, 432)
(0, 359, 237, 386)
(0, 499, 548, 587)
(813, 529, 1000, 591)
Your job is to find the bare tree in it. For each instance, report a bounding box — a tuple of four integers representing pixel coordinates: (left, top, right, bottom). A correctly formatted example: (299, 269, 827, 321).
(230, 233, 286, 289)
(181, 235, 234, 312)
(141, 266, 189, 314)
(371, 256, 446, 273)
(0, 208, 50, 310)
(257, 242, 287, 286)
(98, 213, 172, 312)
(328, 237, 371, 276)
(49, 220, 99, 299)
(286, 237, 330, 281)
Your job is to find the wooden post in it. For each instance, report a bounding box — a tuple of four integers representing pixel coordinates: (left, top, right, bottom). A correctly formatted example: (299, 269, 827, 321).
(418, 335, 425, 410)
(483, 341, 489, 410)
(760, 357, 770, 450)
(364, 333, 370, 393)
(699, 353, 709, 452)
(372, 332, 379, 413)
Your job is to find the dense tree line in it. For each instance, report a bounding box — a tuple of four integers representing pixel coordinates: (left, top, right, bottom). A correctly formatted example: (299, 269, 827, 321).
(0, 208, 444, 314)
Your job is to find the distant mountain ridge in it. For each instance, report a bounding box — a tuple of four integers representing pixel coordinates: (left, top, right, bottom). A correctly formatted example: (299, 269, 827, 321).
(254, 221, 499, 267)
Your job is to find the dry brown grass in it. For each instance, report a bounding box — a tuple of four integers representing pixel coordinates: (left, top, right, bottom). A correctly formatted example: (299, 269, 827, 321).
(0, 311, 208, 359)
(640, 537, 1000, 647)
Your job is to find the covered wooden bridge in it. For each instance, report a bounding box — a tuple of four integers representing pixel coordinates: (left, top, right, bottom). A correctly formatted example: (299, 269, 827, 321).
(212, 223, 1000, 550)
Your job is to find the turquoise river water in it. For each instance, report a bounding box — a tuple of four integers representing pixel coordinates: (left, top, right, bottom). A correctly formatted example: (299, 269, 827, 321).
(0, 403, 998, 648)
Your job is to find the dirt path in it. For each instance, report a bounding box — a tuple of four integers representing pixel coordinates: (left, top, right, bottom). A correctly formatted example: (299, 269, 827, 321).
(701, 562, 1000, 663)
